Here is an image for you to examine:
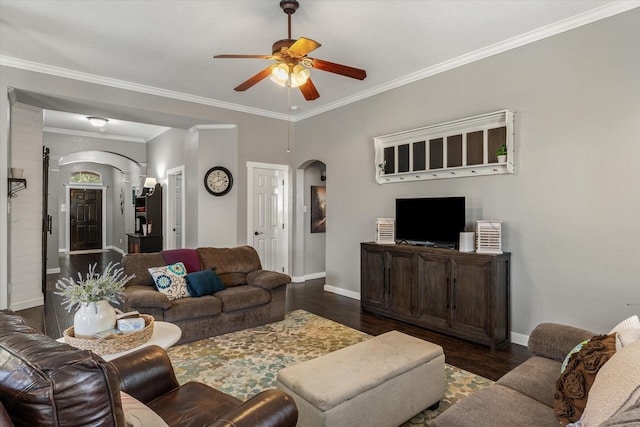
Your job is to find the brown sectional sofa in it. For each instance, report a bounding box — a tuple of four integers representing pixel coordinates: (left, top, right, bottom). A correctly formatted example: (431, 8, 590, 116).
(432, 322, 640, 426)
(122, 246, 291, 344)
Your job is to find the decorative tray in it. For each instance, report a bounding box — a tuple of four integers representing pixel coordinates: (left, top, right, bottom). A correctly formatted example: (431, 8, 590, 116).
(63, 314, 154, 355)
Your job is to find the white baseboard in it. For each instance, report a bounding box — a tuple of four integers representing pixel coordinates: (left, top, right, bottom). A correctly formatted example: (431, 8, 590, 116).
(46, 267, 61, 274)
(291, 271, 326, 283)
(324, 284, 360, 301)
(107, 245, 126, 255)
(510, 331, 529, 347)
(11, 296, 44, 311)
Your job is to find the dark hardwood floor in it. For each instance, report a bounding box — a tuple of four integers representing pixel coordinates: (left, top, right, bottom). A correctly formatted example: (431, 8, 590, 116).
(18, 250, 530, 381)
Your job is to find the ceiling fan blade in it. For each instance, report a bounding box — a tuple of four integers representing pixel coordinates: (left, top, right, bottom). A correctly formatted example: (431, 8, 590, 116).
(310, 58, 367, 80)
(234, 64, 277, 91)
(298, 78, 320, 101)
(287, 37, 321, 57)
(214, 54, 273, 59)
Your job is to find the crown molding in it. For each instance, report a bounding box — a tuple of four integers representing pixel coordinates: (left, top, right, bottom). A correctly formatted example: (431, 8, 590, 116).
(0, 56, 289, 121)
(294, 2, 640, 121)
(2, 2, 638, 123)
(43, 126, 147, 143)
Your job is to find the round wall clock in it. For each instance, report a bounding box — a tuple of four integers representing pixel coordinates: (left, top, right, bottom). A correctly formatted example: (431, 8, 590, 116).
(204, 166, 233, 196)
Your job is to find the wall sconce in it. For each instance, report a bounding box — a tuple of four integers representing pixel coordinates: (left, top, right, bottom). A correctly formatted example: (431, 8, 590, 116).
(142, 177, 157, 195)
(320, 170, 326, 182)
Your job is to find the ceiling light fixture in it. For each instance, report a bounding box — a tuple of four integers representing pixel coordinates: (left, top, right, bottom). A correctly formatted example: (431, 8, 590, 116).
(87, 116, 109, 128)
(270, 63, 311, 88)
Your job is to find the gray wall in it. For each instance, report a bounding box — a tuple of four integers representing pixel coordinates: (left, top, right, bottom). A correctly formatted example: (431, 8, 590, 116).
(2, 8, 638, 337)
(293, 9, 640, 337)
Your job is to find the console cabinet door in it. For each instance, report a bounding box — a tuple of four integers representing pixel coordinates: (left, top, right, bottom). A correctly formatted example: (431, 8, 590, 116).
(361, 246, 387, 309)
(386, 250, 416, 318)
(450, 257, 491, 343)
(416, 254, 451, 329)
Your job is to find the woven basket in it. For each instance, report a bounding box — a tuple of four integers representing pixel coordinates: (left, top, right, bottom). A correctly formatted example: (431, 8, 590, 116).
(63, 314, 154, 356)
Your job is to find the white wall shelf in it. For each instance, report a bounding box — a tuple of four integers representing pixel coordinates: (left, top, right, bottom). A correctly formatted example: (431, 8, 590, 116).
(374, 110, 514, 183)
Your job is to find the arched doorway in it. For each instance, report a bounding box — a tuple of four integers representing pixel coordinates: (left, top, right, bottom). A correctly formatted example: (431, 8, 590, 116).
(294, 160, 326, 282)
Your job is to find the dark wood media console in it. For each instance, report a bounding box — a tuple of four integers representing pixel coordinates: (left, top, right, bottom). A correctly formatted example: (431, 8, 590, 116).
(361, 242, 510, 350)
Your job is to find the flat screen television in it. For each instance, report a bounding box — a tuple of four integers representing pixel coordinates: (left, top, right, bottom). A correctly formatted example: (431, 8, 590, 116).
(395, 197, 465, 248)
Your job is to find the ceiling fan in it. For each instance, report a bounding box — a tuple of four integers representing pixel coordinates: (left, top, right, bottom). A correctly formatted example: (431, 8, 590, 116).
(214, 0, 367, 101)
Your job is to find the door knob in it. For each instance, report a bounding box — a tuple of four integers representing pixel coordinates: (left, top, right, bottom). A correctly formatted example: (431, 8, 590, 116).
(254, 231, 263, 236)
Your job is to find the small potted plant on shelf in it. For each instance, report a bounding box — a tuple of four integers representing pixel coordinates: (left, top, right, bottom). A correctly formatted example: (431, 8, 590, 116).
(496, 145, 508, 163)
(55, 262, 135, 338)
(377, 160, 387, 175)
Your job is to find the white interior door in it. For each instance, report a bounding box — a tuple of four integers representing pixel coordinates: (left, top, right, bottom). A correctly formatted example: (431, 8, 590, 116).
(167, 166, 185, 249)
(249, 165, 287, 273)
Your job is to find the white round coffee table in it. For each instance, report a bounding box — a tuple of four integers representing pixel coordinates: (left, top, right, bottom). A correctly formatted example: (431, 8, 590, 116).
(58, 321, 182, 361)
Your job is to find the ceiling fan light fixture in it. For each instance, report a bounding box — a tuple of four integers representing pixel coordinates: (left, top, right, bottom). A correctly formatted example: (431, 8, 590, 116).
(271, 63, 290, 87)
(87, 116, 108, 128)
(292, 64, 311, 86)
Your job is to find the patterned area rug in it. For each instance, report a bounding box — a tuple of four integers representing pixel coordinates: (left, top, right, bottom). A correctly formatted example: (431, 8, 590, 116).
(168, 310, 493, 426)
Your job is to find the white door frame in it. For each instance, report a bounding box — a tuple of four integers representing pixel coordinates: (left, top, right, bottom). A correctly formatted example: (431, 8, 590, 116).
(166, 165, 186, 249)
(246, 161, 290, 275)
(64, 184, 107, 252)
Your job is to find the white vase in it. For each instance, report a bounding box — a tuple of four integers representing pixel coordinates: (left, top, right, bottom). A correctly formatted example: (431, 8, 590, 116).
(74, 300, 117, 339)
(497, 154, 507, 163)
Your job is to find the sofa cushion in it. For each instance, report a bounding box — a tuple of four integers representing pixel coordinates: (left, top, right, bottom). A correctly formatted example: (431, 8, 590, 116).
(162, 295, 223, 322)
(581, 338, 640, 426)
(161, 249, 201, 274)
(215, 286, 271, 313)
(197, 246, 262, 287)
(598, 402, 640, 426)
(497, 356, 561, 408)
(121, 391, 168, 427)
(554, 333, 617, 425)
(149, 263, 190, 300)
(148, 382, 241, 426)
(186, 269, 225, 296)
(430, 384, 560, 427)
(124, 286, 172, 310)
(123, 252, 166, 287)
(247, 270, 291, 290)
(609, 315, 640, 349)
(561, 339, 590, 373)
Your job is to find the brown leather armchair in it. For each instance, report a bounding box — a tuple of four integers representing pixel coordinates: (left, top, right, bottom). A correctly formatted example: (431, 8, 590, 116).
(0, 311, 298, 427)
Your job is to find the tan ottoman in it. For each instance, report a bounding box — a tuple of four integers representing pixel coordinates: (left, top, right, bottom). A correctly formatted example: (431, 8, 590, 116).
(276, 330, 446, 427)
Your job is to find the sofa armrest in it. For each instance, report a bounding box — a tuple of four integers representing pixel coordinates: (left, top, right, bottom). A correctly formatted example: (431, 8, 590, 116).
(247, 270, 291, 290)
(209, 389, 298, 427)
(109, 345, 180, 403)
(528, 322, 595, 362)
(124, 286, 172, 310)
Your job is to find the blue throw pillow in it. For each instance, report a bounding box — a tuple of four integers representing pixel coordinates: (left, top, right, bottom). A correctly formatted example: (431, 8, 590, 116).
(185, 269, 225, 297)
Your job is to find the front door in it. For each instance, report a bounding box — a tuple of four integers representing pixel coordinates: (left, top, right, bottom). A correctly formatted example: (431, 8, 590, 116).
(251, 167, 286, 272)
(70, 188, 102, 251)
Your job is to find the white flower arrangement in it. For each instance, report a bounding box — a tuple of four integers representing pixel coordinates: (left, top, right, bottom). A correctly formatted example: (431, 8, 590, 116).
(55, 262, 135, 312)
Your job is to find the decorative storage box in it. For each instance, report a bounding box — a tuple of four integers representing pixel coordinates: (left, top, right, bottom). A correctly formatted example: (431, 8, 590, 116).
(376, 218, 396, 244)
(63, 314, 154, 355)
(476, 220, 503, 254)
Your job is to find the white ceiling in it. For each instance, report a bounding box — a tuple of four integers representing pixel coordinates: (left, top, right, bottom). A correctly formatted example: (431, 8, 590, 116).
(1, 0, 638, 139)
